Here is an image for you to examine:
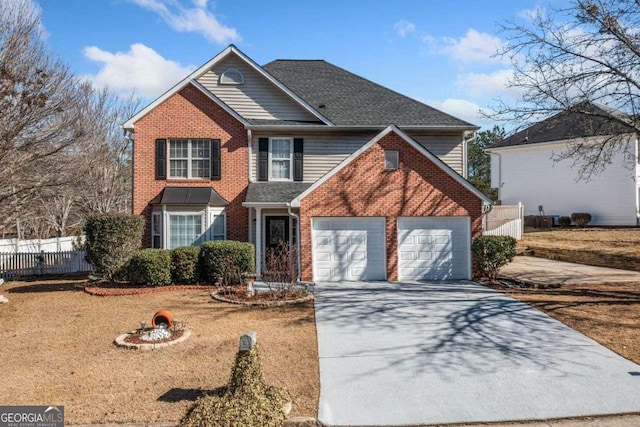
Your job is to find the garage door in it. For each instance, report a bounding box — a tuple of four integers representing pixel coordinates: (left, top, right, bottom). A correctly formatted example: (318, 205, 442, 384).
(312, 217, 386, 281)
(397, 217, 471, 281)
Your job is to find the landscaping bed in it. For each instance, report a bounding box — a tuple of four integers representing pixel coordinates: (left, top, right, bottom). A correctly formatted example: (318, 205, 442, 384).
(0, 277, 318, 424)
(521, 228, 640, 272)
(493, 280, 640, 364)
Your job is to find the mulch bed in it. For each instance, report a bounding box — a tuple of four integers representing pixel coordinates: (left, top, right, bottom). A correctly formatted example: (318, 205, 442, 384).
(85, 283, 215, 296)
(212, 285, 313, 306)
(123, 329, 185, 345)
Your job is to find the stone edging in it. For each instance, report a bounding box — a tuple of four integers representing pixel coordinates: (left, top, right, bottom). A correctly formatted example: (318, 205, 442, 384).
(114, 328, 191, 350)
(211, 290, 314, 307)
(85, 285, 215, 297)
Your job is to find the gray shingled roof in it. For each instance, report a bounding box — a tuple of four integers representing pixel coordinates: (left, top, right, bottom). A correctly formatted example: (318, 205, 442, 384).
(149, 187, 229, 206)
(263, 60, 475, 128)
(495, 103, 635, 148)
(245, 182, 312, 203)
(245, 118, 324, 126)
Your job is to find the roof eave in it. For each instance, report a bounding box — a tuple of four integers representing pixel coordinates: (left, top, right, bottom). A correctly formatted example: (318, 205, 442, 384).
(246, 124, 479, 132)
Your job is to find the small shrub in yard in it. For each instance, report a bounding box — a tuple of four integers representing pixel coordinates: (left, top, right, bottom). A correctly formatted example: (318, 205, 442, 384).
(126, 249, 172, 286)
(262, 241, 300, 298)
(171, 246, 201, 284)
(472, 235, 517, 281)
(84, 213, 144, 280)
(200, 241, 254, 285)
(571, 212, 592, 228)
(558, 216, 572, 227)
(180, 344, 289, 427)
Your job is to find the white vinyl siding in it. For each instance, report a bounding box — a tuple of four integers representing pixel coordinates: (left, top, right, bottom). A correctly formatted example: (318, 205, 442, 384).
(196, 53, 317, 121)
(492, 138, 638, 226)
(251, 131, 465, 182)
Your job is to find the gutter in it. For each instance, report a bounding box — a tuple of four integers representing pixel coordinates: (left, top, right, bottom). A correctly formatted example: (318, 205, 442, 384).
(246, 125, 480, 132)
(286, 203, 301, 282)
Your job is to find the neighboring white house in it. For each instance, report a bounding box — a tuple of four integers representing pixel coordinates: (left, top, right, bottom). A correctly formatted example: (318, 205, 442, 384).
(488, 104, 640, 226)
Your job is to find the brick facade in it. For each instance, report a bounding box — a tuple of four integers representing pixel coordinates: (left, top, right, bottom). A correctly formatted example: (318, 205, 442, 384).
(132, 83, 248, 247)
(298, 131, 483, 282)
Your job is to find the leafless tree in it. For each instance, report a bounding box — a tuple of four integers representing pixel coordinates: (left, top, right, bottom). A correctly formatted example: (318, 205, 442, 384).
(491, 0, 640, 178)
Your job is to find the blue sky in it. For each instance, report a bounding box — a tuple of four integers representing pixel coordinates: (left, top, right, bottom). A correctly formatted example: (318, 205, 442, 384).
(35, 0, 569, 130)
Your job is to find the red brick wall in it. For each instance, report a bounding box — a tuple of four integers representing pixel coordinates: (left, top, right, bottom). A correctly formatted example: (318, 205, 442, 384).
(132, 83, 248, 247)
(299, 131, 483, 281)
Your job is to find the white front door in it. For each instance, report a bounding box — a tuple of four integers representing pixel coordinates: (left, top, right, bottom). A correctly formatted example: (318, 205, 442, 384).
(397, 217, 471, 281)
(312, 217, 386, 282)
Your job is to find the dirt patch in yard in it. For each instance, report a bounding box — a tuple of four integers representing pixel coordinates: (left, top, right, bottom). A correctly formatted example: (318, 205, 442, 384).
(522, 228, 640, 256)
(0, 277, 318, 424)
(494, 281, 640, 364)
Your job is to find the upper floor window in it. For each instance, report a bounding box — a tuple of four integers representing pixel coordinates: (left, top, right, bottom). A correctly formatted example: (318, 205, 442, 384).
(269, 138, 293, 180)
(385, 150, 399, 170)
(169, 139, 210, 179)
(219, 69, 244, 85)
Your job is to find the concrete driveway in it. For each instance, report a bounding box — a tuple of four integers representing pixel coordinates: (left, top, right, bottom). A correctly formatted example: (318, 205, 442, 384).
(314, 281, 640, 426)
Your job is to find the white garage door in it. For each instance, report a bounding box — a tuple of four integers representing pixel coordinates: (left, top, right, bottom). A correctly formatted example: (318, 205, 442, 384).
(397, 217, 471, 281)
(312, 217, 386, 282)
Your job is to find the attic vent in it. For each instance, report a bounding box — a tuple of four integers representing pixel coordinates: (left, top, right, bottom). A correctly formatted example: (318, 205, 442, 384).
(220, 69, 244, 85)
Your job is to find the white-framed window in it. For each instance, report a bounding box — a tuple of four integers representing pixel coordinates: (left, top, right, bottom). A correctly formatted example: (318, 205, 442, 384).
(210, 212, 226, 241)
(152, 212, 162, 248)
(385, 150, 399, 170)
(169, 139, 210, 179)
(168, 214, 204, 249)
(269, 137, 293, 181)
(219, 69, 244, 85)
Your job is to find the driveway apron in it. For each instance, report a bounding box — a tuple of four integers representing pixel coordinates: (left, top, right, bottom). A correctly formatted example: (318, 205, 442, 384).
(314, 281, 640, 426)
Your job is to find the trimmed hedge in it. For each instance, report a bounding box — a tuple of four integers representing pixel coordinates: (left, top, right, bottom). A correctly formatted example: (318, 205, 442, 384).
(571, 212, 592, 228)
(472, 235, 517, 281)
(558, 216, 572, 227)
(84, 213, 144, 280)
(171, 246, 201, 284)
(126, 249, 172, 286)
(200, 241, 255, 285)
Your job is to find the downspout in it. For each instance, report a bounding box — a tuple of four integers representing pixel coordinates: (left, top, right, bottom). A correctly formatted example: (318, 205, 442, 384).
(247, 128, 254, 182)
(124, 129, 135, 214)
(286, 203, 301, 281)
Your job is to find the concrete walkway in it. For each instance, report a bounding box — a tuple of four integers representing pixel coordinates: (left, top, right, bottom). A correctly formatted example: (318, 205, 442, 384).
(499, 256, 640, 285)
(314, 281, 640, 427)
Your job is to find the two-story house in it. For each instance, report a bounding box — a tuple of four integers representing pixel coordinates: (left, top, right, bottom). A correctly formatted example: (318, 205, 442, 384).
(124, 45, 491, 282)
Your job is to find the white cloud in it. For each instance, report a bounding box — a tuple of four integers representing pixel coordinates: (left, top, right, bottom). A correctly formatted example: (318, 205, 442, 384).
(83, 43, 195, 99)
(440, 29, 507, 64)
(130, 0, 240, 44)
(394, 20, 416, 37)
(430, 98, 496, 128)
(457, 69, 515, 99)
(518, 5, 545, 22)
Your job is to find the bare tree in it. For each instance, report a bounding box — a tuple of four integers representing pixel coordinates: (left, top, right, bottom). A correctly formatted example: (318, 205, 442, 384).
(0, 0, 87, 231)
(491, 0, 640, 178)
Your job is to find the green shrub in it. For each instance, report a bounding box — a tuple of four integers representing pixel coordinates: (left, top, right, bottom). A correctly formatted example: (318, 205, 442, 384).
(84, 213, 145, 280)
(200, 241, 255, 285)
(571, 212, 592, 228)
(126, 249, 172, 286)
(171, 246, 201, 284)
(180, 344, 289, 427)
(472, 235, 517, 281)
(558, 216, 572, 227)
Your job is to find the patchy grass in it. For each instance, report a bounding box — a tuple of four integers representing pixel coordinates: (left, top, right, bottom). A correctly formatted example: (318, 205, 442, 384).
(522, 228, 640, 256)
(0, 277, 318, 424)
(497, 281, 640, 364)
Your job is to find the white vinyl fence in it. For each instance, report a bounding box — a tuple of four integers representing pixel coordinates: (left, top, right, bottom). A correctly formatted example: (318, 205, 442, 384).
(483, 203, 524, 240)
(0, 250, 93, 279)
(0, 236, 79, 253)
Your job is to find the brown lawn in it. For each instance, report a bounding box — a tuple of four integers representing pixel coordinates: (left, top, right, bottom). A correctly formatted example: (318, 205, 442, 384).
(496, 281, 640, 364)
(0, 277, 318, 424)
(521, 228, 640, 256)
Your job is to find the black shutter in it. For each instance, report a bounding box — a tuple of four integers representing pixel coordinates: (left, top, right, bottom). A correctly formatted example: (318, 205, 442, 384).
(155, 139, 166, 180)
(210, 139, 221, 180)
(293, 138, 303, 181)
(258, 138, 269, 181)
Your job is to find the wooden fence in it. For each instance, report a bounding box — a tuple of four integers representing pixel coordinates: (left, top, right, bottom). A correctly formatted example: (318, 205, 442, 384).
(0, 250, 93, 278)
(483, 203, 524, 240)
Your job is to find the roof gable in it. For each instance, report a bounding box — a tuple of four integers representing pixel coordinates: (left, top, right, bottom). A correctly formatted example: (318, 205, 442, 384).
(263, 60, 476, 128)
(291, 125, 492, 207)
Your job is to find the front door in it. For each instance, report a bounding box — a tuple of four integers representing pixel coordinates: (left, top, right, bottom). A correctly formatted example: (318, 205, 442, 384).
(265, 216, 289, 251)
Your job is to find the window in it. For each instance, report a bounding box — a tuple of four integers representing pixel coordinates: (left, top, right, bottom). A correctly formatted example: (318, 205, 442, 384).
(169, 139, 210, 179)
(210, 213, 226, 241)
(169, 214, 203, 249)
(151, 212, 162, 248)
(269, 138, 293, 180)
(220, 69, 244, 85)
(385, 150, 399, 170)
